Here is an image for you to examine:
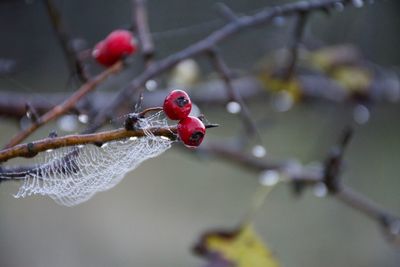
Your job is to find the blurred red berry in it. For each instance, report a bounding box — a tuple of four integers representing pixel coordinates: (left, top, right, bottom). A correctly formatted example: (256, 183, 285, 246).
(177, 116, 206, 148)
(163, 90, 192, 120)
(92, 29, 137, 67)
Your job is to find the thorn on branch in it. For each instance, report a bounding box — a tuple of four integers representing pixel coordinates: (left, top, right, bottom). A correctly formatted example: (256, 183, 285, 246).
(48, 131, 58, 138)
(25, 102, 40, 123)
(215, 2, 239, 22)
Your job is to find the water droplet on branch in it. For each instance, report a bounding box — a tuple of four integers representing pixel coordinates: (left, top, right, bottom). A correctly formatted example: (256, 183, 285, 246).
(226, 101, 241, 114)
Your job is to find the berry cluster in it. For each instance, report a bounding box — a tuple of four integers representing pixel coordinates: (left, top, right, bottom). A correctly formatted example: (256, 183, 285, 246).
(92, 29, 137, 67)
(163, 90, 206, 147)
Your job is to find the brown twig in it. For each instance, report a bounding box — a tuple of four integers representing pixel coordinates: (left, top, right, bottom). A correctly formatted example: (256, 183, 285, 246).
(3, 61, 124, 149)
(0, 126, 176, 163)
(43, 0, 89, 82)
(87, 0, 358, 133)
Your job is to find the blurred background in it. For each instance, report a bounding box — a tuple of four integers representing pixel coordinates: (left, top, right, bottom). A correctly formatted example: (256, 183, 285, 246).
(0, 0, 400, 266)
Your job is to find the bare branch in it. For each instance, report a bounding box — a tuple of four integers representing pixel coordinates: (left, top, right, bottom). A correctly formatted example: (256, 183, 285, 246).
(132, 0, 155, 65)
(200, 140, 400, 245)
(3, 61, 124, 149)
(43, 0, 89, 82)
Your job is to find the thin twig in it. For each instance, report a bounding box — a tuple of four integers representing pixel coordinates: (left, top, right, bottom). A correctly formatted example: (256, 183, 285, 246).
(284, 11, 309, 80)
(207, 48, 260, 140)
(3, 61, 124, 149)
(43, 0, 89, 82)
(132, 0, 155, 66)
(132, 0, 155, 112)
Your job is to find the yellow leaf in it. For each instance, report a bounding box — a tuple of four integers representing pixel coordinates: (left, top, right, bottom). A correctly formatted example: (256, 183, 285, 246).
(204, 225, 280, 267)
(331, 66, 372, 94)
(258, 72, 302, 102)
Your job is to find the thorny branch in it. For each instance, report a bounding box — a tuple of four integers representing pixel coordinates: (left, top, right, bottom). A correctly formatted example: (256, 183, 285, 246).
(0, 126, 176, 163)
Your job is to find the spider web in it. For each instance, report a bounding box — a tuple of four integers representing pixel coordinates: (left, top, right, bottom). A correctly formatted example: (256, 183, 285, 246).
(0, 112, 173, 206)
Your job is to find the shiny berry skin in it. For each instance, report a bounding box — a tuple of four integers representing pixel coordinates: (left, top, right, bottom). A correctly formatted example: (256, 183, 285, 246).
(92, 29, 137, 66)
(177, 116, 206, 148)
(163, 90, 192, 120)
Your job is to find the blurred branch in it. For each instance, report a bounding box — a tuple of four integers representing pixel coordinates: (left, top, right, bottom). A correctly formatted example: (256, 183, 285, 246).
(3, 61, 124, 149)
(207, 48, 259, 139)
(284, 11, 308, 80)
(43, 0, 89, 82)
(0, 76, 262, 119)
(132, 0, 155, 111)
(132, 0, 155, 66)
(87, 0, 358, 133)
(200, 133, 400, 246)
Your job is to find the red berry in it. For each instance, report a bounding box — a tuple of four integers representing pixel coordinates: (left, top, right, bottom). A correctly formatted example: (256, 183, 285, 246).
(177, 116, 206, 148)
(163, 90, 192, 120)
(92, 29, 137, 66)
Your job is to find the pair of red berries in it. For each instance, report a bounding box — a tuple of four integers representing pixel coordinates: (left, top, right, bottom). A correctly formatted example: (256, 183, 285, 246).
(163, 90, 206, 148)
(92, 29, 138, 67)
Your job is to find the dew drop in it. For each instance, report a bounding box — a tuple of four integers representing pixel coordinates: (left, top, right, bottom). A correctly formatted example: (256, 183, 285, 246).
(101, 143, 109, 148)
(77, 145, 85, 148)
(145, 80, 158, 91)
(129, 137, 138, 141)
(353, 104, 370, 125)
(57, 115, 78, 132)
(352, 0, 364, 8)
(78, 114, 89, 124)
(226, 101, 241, 114)
(160, 136, 171, 141)
(252, 145, 267, 158)
(46, 149, 54, 153)
(313, 182, 328, 198)
(259, 170, 280, 186)
(272, 91, 293, 112)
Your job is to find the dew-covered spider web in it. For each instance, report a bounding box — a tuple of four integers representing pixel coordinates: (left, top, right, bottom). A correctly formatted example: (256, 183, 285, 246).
(0, 112, 173, 206)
